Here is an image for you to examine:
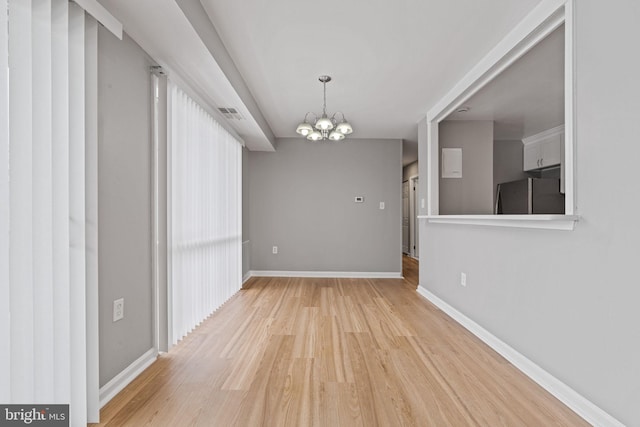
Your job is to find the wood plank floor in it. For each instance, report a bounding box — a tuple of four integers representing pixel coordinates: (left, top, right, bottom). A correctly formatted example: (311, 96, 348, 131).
(91, 256, 588, 426)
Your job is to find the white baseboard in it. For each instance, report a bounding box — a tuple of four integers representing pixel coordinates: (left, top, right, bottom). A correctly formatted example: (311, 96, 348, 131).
(249, 270, 403, 279)
(99, 347, 158, 408)
(416, 286, 624, 427)
(242, 270, 252, 284)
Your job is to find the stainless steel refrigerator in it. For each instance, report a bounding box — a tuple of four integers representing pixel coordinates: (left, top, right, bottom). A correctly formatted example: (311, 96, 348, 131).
(495, 178, 565, 214)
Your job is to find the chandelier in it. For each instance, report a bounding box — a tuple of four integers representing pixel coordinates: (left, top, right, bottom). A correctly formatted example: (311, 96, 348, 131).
(295, 75, 353, 141)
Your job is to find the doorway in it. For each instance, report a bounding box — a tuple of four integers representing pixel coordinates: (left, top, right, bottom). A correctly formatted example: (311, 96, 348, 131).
(409, 175, 419, 259)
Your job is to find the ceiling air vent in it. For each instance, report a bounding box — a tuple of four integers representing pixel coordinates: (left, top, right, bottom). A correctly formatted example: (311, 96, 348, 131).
(218, 107, 244, 120)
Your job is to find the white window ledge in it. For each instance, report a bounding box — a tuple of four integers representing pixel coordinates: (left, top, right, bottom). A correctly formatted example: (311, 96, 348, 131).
(418, 215, 580, 231)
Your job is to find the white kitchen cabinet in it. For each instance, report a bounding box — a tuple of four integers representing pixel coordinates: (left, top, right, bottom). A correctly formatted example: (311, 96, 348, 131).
(523, 143, 541, 171)
(522, 125, 564, 171)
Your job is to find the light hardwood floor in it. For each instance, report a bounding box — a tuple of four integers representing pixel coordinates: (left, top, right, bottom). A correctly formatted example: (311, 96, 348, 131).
(91, 256, 588, 426)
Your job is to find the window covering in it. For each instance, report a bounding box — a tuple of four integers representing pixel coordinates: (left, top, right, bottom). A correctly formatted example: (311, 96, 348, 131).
(167, 82, 242, 346)
(0, 0, 98, 424)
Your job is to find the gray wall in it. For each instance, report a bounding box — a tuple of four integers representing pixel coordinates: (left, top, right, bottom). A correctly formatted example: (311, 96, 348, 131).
(439, 121, 494, 214)
(403, 160, 418, 182)
(420, 1, 640, 425)
(242, 147, 250, 277)
(98, 28, 153, 386)
(249, 138, 402, 273)
(493, 140, 528, 204)
(493, 140, 527, 185)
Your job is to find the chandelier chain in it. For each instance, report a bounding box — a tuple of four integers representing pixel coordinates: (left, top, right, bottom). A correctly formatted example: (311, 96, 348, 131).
(322, 81, 327, 116)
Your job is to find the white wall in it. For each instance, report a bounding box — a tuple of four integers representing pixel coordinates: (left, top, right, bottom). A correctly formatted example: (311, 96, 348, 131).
(419, 1, 640, 425)
(249, 138, 402, 274)
(98, 28, 154, 386)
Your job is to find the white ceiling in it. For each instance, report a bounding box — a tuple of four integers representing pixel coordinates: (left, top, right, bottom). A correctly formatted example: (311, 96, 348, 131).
(101, 0, 548, 163)
(199, 0, 543, 163)
(445, 25, 564, 141)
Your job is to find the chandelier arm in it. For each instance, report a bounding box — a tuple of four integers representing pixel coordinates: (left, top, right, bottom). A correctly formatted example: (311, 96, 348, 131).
(304, 112, 318, 123)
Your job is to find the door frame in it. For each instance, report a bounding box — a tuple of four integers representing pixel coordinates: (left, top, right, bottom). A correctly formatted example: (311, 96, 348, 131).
(402, 180, 410, 254)
(409, 175, 419, 259)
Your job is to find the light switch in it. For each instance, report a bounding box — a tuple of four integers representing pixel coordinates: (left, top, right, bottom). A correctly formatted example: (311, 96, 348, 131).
(379, 202, 385, 210)
(113, 298, 124, 322)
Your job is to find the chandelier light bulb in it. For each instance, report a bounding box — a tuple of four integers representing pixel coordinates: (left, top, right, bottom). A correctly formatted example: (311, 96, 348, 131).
(335, 121, 353, 135)
(307, 131, 323, 141)
(329, 131, 345, 141)
(296, 122, 313, 136)
(315, 116, 334, 131)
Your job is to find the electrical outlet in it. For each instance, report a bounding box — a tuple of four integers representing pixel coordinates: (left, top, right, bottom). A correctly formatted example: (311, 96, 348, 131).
(113, 298, 124, 322)
(460, 272, 467, 287)
(272, 246, 278, 254)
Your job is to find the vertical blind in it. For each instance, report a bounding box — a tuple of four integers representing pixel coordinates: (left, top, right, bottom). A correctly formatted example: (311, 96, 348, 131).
(0, 1, 96, 424)
(168, 82, 242, 346)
